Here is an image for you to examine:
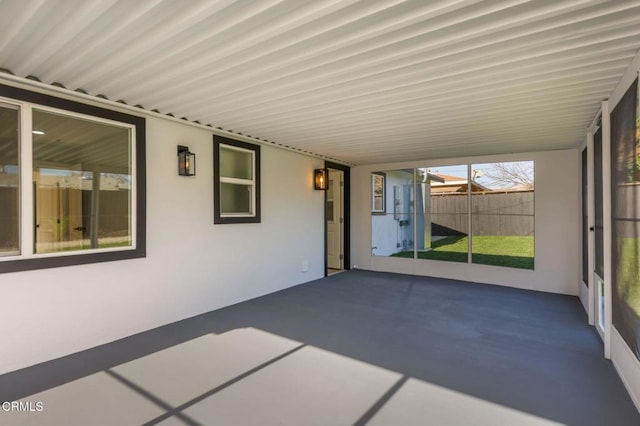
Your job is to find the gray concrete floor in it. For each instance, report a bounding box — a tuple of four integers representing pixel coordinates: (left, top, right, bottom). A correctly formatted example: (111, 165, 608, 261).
(1, 270, 639, 425)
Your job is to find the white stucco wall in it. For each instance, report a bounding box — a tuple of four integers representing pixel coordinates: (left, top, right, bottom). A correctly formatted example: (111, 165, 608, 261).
(0, 86, 326, 374)
(351, 149, 580, 296)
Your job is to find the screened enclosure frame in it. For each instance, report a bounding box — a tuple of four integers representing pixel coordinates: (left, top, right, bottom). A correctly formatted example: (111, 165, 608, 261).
(610, 77, 640, 360)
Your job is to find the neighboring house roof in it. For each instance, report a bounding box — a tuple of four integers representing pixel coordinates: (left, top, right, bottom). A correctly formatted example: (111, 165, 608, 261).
(428, 173, 490, 193)
(425, 172, 445, 183)
(492, 184, 534, 192)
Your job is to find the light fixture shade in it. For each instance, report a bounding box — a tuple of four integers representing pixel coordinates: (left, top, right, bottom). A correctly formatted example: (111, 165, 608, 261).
(314, 168, 328, 190)
(178, 145, 196, 176)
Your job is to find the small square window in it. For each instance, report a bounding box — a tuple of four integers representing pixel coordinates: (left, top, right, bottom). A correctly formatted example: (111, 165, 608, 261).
(213, 136, 260, 224)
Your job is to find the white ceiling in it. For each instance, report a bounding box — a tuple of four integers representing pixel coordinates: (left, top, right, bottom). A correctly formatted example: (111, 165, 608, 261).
(1, 0, 639, 165)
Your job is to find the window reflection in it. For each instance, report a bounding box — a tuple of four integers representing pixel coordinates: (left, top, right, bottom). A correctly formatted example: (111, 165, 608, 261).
(0, 104, 20, 255)
(32, 109, 132, 253)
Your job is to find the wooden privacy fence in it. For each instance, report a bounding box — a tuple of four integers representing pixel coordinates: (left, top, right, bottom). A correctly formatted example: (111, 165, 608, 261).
(0, 187, 19, 249)
(431, 190, 534, 236)
(39, 188, 130, 244)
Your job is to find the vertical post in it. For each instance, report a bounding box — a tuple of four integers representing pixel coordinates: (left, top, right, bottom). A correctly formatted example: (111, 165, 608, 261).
(424, 174, 432, 250)
(413, 169, 417, 260)
(467, 164, 472, 264)
(339, 173, 344, 270)
(21, 105, 34, 255)
(90, 171, 100, 249)
(602, 99, 612, 359)
(324, 164, 328, 276)
(586, 130, 595, 326)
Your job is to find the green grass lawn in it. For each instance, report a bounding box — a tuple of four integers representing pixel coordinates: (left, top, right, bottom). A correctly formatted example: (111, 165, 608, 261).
(392, 235, 534, 270)
(616, 237, 640, 317)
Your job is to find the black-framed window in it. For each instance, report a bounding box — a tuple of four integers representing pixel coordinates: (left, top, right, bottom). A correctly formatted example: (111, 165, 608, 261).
(213, 135, 260, 224)
(371, 172, 386, 214)
(0, 84, 146, 274)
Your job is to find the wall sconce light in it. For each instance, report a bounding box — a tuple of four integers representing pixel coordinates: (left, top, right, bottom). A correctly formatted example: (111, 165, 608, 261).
(177, 145, 196, 176)
(314, 168, 328, 190)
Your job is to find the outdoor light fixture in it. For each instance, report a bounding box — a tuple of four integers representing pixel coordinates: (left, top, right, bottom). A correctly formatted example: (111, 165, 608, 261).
(177, 145, 196, 176)
(314, 168, 328, 190)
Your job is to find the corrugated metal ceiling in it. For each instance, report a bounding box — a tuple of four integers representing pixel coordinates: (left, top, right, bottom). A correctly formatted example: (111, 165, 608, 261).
(1, 0, 639, 165)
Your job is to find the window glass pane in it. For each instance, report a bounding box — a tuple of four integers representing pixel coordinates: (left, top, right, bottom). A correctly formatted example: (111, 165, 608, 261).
(32, 109, 132, 253)
(327, 202, 334, 222)
(418, 165, 469, 263)
(0, 104, 20, 255)
(371, 169, 414, 257)
(611, 78, 639, 358)
(220, 146, 253, 180)
(471, 161, 534, 270)
(371, 173, 385, 213)
(327, 179, 334, 222)
(214, 137, 260, 224)
(220, 182, 252, 214)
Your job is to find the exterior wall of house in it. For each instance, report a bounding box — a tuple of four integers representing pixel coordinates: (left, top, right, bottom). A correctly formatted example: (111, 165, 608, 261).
(371, 170, 415, 256)
(370, 169, 432, 257)
(352, 149, 580, 295)
(0, 82, 326, 375)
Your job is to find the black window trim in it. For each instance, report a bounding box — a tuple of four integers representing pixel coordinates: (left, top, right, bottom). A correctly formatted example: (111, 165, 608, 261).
(0, 83, 146, 274)
(213, 135, 261, 224)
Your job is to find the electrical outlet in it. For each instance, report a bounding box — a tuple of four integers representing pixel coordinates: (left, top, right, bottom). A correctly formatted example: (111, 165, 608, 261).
(302, 260, 309, 272)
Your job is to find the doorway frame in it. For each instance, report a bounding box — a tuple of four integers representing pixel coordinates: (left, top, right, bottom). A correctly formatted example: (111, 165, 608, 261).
(586, 101, 613, 359)
(324, 161, 350, 276)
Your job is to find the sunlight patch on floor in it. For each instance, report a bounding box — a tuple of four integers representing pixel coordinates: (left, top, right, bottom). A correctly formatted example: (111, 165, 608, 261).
(7, 327, 565, 425)
(368, 377, 564, 426)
